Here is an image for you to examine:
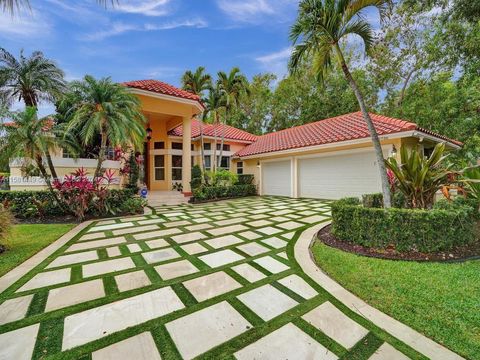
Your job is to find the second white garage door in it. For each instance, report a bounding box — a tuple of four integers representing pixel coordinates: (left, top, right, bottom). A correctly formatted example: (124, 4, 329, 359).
(298, 150, 381, 199)
(262, 160, 291, 197)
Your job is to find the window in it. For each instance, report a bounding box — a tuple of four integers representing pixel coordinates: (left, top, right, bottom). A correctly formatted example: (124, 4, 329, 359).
(172, 155, 182, 180)
(172, 142, 183, 150)
(203, 143, 211, 150)
(191, 144, 195, 151)
(216, 144, 230, 151)
(220, 156, 230, 170)
(154, 141, 165, 150)
(204, 155, 211, 170)
(154, 155, 165, 180)
(237, 161, 243, 175)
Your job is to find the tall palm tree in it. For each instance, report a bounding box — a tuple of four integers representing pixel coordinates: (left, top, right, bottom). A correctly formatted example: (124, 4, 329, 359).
(181, 66, 212, 172)
(66, 75, 146, 181)
(216, 67, 250, 169)
(289, 0, 393, 207)
(203, 85, 225, 173)
(0, 107, 76, 197)
(1, 0, 117, 14)
(0, 47, 67, 180)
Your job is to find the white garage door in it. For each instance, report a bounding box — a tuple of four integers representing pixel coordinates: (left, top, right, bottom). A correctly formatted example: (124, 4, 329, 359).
(262, 160, 291, 196)
(298, 151, 381, 199)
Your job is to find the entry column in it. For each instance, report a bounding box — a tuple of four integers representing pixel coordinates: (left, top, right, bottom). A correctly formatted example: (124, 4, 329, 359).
(182, 116, 192, 195)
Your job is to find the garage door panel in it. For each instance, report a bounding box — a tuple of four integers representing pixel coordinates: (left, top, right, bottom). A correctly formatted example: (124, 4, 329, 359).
(262, 160, 291, 197)
(298, 151, 381, 199)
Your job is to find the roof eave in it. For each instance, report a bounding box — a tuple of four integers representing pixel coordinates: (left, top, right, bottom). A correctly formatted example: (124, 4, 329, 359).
(126, 87, 205, 112)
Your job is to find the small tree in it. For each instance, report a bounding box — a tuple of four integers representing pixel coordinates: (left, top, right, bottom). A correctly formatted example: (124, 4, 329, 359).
(127, 151, 139, 191)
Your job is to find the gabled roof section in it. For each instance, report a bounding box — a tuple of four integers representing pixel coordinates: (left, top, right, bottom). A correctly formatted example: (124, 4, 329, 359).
(168, 119, 258, 143)
(235, 112, 462, 158)
(123, 79, 204, 108)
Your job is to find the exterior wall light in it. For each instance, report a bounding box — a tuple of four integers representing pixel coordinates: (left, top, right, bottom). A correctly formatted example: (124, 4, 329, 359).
(146, 127, 153, 141)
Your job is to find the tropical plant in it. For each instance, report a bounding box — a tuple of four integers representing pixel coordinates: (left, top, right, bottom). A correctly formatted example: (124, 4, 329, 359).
(216, 67, 250, 168)
(203, 84, 225, 172)
(385, 143, 451, 209)
(1, 0, 117, 14)
(66, 75, 146, 181)
(289, 0, 393, 207)
(181, 66, 212, 172)
(459, 166, 480, 204)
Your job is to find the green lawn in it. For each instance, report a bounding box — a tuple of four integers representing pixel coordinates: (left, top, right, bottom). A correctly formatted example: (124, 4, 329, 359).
(0, 223, 75, 277)
(311, 240, 480, 360)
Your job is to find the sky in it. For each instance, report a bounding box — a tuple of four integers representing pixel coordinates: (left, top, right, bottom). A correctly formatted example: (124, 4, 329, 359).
(0, 0, 381, 116)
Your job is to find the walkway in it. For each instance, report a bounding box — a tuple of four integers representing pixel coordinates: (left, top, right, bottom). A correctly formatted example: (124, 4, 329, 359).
(0, 197, 462, 359)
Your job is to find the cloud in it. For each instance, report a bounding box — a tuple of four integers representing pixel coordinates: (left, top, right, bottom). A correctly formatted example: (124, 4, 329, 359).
(115, 0, 172, 16)
(82, 18, 207, 41)
(217, 0, 297, 24)
(255, 47, 292, 78)
(0, 10, 51, 38)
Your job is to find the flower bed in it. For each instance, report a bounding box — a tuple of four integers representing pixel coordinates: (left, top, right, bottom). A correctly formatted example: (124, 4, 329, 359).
(331, 197, 479, 252)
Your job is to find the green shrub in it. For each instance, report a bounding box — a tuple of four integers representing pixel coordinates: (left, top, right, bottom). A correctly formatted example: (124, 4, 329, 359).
(190, 165, 203, 190)
(362, 193, 383, 208)
(192, 184, 257, 202)
(237, 174, 255, 185)
(332, 197, 477, 252)
(126, 151, 140, 192)
(119, 197, 147, 215)
(0, 204, 13, 245)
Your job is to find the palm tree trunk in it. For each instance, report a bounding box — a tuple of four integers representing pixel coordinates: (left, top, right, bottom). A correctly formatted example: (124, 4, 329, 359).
(212, 112, 218, 173)
(95, 131, 107, 181)
(334, 45, 392, 208)
(46, 151, 58, 181)
(35, 155, 67, 212)
(217, 109, 227, 169)
(199, 113, 206, 172)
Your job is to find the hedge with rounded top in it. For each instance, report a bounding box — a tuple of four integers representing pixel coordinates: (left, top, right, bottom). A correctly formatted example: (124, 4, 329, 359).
(331, 197, 478, 252)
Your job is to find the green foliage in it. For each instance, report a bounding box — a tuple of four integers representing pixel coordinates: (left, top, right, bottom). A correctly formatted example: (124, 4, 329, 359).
(190, 165, 203, 190)
(192, 184, 257, 202)
(118, 197, 147, 215)
(332, 198, 477, 252)
(362, 193, 384, 208)
(385, 143, 451, 209)
(205, 169, 238, 187)
(460, 166, 480, 202)
(126, 151, 139, 191)
(0, 189, 135, 219)
(0, 204, 12, 245)
(236, 174, 254, 185)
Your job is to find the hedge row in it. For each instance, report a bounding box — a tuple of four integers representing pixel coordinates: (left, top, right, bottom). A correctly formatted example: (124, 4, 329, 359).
(0, 189, 135, 218)
(192, 184, 257, 202)
(331, 197, 478, 252)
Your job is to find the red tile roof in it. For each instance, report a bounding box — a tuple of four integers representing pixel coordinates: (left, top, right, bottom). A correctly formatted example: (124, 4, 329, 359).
(168, 119, 258, 143)
(123, 79, 204, 107)
(235, 112, 462, 157)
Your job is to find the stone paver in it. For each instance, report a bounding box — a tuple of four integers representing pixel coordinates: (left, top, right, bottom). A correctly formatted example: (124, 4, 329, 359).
(0, 324, 40, 360)
(0, 294, 33, 325)
(171, 231, 207, 244)
(63, 287, 184, 350)
(277, 220, 305, 230)
(127, 243, 142, 253)
(237, 284, 298, 321)
(238, 231, 262, 240)
(155, 259, 199, 280)
(183, 271, 242, 301)
(45, 279, 105, 311)
(166, 301, 251, 359)
(181, 242, 208, 255)
(369, 343, 410, 360)
(142, 248, 180, 264)
(236, 242, 270, 256)
(112, 224, 159, 236)
(199, 249, 244, 268)
(145, 238, 170, 249)
(231, 263, 266, 283)
(278, 274, 318, 299)
(204, 234, 243, 249)
(253, 256, 289, 274)
(92, 332, 161, 360)
(302, 301, 369, 350)
(106, 246, 121, 257)
(18, 268, 71, 292)
(66, 237, 126, 253)
(256, 226, 282, 235)
(134, 228, 181, 240)
(235, 323, 338, 360)
(88, 222, 133, 232)
(83, 257, 136, 278)
(207, 224, 248, 236)
(261, 236, 287, 249)
(115, 270, 151, 292)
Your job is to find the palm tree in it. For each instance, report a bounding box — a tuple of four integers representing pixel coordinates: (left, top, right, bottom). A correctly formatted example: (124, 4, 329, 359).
(203, 85, 225, 173)
(66, 75, 146, 181)
(289, 0, 393, 208)
(0, 107, 76, 196)
(0, 47, 67, 180)
(216, 67, 250, 169)
(181, 67, 212, 172)
(1, 0, 117, 14)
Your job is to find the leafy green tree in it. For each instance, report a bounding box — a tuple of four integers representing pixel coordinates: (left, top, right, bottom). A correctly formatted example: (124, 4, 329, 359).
(66, 75, 146, 180)
(202, 84, 225, 172)
(181, 66, 212, 172)
(289, 0, 393, 207)
(216, 67, 250, 167)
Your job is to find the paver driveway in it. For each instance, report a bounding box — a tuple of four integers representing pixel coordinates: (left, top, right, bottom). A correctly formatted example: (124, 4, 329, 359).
(0, 197, 421, 359)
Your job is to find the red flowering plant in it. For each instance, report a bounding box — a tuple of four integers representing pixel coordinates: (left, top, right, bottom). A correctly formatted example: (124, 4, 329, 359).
(53, 167, 118, 220)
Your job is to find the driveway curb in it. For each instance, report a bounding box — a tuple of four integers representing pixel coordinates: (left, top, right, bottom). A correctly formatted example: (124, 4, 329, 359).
(294, 221, 464, 360)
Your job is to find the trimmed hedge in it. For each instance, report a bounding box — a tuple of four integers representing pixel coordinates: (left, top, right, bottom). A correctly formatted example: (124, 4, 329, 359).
(0, 189, 136, 218)
(192, 184, 257, 202)
(331, 197, 478, 252)
(236, 174, 255, 185)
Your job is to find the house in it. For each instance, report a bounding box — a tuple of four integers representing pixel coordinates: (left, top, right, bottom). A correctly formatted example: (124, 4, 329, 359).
(8, 80, 461, 199)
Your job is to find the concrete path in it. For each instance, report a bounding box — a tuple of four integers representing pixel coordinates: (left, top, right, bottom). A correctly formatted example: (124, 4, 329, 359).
(0, 197, 463, 359)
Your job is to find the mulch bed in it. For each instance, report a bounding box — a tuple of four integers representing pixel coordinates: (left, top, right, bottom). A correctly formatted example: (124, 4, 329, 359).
(317, 224, 480, 262)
